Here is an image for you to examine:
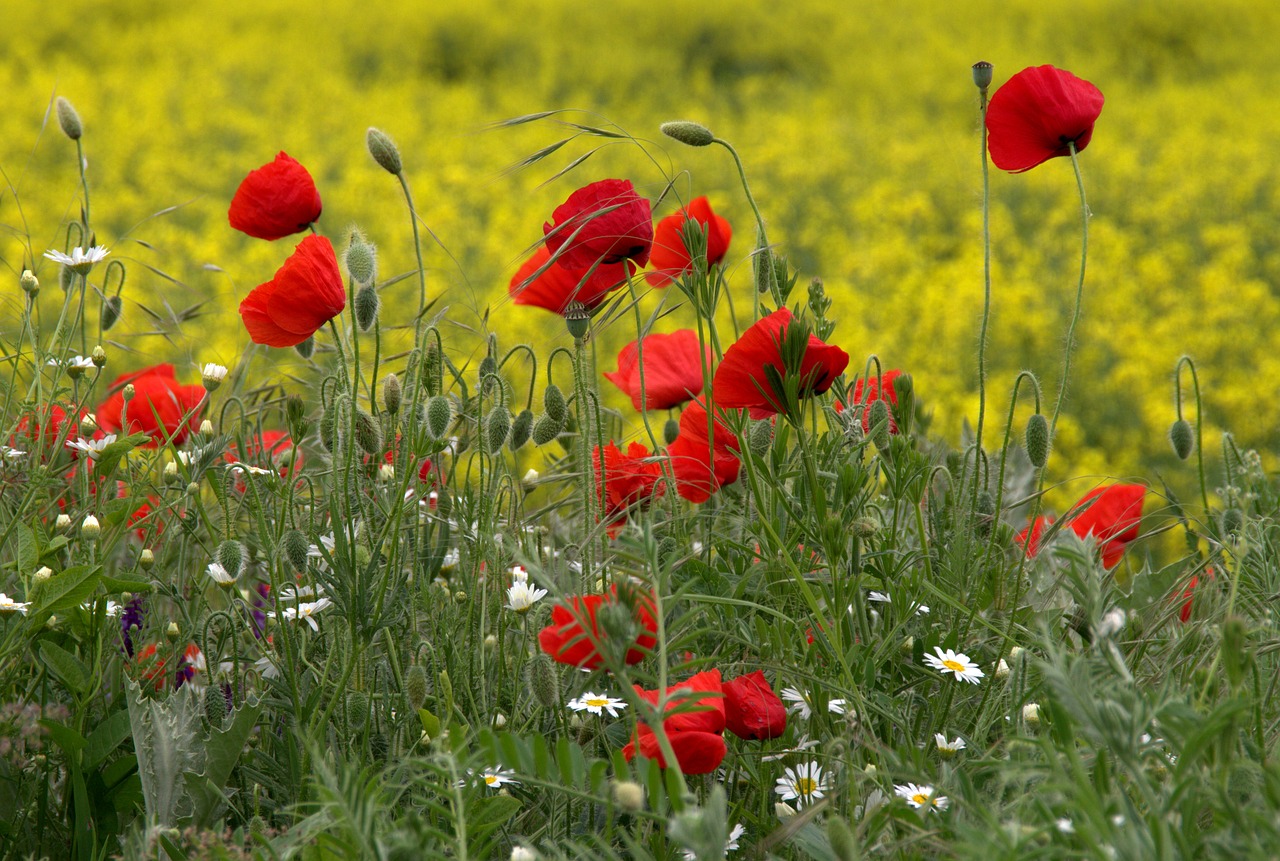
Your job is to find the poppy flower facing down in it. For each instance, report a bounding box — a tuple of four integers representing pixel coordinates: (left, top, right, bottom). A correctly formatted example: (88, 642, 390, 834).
(594, 441, 666, 536)
(623, 669, 727, 774)
(604, 330, 711, 411)
(667, 398, 741, 503)
(1016, 483, 1146, 569)
(713, 308, 850, 418)
(537, 586, 658, 669)
(240, 235, 346, 347)
(722, 670, 787, 740)
(645, 196, 732, 287)
(229, 152, 323, 240)
(986, 65, 1105, 173)
(543, 179, 653, 271)
(509, 245, 633, 315)
(97, 364, 205, 447)
(837, 369, 903, 434)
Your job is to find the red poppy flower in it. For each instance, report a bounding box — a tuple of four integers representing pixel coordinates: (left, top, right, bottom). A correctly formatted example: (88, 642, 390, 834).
(667, 398, 741, 503)
(836, 369, 902, 434)
(240, 235, 346, 347)
(134, 643, 170, 692)
(543, 179, 653, 270)
(594, 441, 666, 535)
(97, 364, 205, 447)
(12, 404, 85, 456)
(623, 669, 727, 774)
(1016, 484, 1145, 569)
(508, 245, 633, 315)
(645, 197, 732, 287)
(1178, 567, 1215, 623)
(537, 585, 658, 669)
(229, 152, 323, 240)
(713, 308, 850, 417)
(722, 670, 787, 740)
(986, 65, 1105, 173)
(604, 330, 711, 411)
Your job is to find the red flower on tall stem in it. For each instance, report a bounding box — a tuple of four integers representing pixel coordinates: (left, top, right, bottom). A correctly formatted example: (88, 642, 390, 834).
(508, 245, 633, 315)
(229, 152, 323, 240)
(986, 65, 1105, 173)
(543, 179, 653, 270)
(97, 364, 205, 447)
(604, 330, 711, 411)
(667, 398, 741, 503)
(239, 235, 346, 347)
(645, 197, 732, 287)
(537, 586, 658, 669)
(1016, 483, 1146, 569)
(722, 670, 787, 740)
(594, 441, 666, 535)
(623, 669, 727, 774)
(836, 369, 903, 434)
(713, 308, 849, 417)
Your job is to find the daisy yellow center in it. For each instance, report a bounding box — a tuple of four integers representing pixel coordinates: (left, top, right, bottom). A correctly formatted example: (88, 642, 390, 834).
(586, 697, 610, 708)
(942, 659, 966, 672)
(484, 775, 499, 786)
(912, 792, 930, 806)
(794, 777, 817, 795)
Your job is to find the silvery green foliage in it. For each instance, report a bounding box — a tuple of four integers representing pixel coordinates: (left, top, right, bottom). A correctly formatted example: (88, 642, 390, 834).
(125, 678, 203, 827)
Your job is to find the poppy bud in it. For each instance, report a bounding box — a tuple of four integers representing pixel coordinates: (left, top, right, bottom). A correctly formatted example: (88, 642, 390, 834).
(564, 302, 591, 341)
(354, 409, 383, 456)
(216, 539, 248, 580)
(596, 602, 637, 661)
(426, 395, 453, 439)
(280, 529, 310, 573)
(1169, 419, 1194, 460)
(868, 400, 891, 449)
(527, 652, 560, 708)
(382, 373, 401, 415)
(345, 691, 370, 732)
(99, 295, 122, 332)
(532, 413, 561, 446)
(204, 684, 227, 729)
(20, 270, 39, 296)
(366, 127, 403, 175)
(1025, 413, 1050, 468)
(660, 120, 715, 147)
(975, 490, 996, 538)
(663, 418, 680, 447)
(828, 816, 859, 861)
(354, 285, 380, 332)
(749, 419, 773, 457)
(1222, 508, 1244, 538)
(286, 394, 309, 440)
(345, 234, 377, 286)
(543, 384, 567, 423)
(295, 335, 315, 359)
(478, 355, 498, 393)
(56, 97, 83, 140)
(972, 61, 994, 92)
(405, 665, 430, 711)
(485, 407, 511, 454)
(509, 408, 533, 450)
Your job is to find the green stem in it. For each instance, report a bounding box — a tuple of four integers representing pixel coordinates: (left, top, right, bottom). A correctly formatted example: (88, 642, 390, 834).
(714, 137, 776, 314)
(973, 86, 992, 503)
(1049, 144, 1090, 437)
(397, 173, 428, 353)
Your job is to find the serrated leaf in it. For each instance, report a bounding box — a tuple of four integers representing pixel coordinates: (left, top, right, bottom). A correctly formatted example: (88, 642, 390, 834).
(125, 678, 204, 827)
(37, 640, 90, 695)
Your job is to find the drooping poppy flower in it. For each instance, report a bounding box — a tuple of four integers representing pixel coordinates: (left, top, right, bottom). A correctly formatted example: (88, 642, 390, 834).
(543, 178, 653, 270)
(722, 670, 787, 740)
(604, 330, 711, 411)
(508, 245, 633, 315)
(1016, 483, 1146, 569)
(836, 369, 903, 434)
(594, 441, 666, 535)
(713, 308, 849, 418)
(240, 235, 346, 347)
(97, 364, 206, 447)
(537, 585, 658, 669)
(623, 669, 727, 774)
(645, 196, 732, 287)
(229, 152, 323, 240)
(986, 65, 1105, 173)
(667, 398, 741, 503)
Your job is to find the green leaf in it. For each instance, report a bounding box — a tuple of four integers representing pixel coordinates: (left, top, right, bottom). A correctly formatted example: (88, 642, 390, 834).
(37, 640, 90, 695)
(84, 709, 133, 768)
(94, 432, 150, 477)
(100, 572, 155, 594)
(30, 565, 101, 620)
(469, 794, 521, 832)
(12, 522, 38, 572)
(418, 708, 441, 740)
(40, 719, 86, 756)
(186, 696, 265, 827)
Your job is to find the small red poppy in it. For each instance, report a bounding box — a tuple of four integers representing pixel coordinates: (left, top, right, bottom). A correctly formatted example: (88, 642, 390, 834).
(594, 441, 666, 535)
(1016, 483, 1145, 569)
(836, 369, 903, 434)
(509, 245, 633, 315)
(12, 404, 85, 456)
(623, 669, 727, 774)
(713, 308, 850, 417)
(645, 196, 732, 287)
(722, 670, 787, 740)
(604, 330, 711, 412)
(543, 179, 653, 271)
(229, 152, 323, 240)
(986, 65, 1105, 173)
(240, 235, 347, 347)
(537, 586, 658, 669)
(1178, 567, 1215, 623)
(97, 364, 205, 447)
(667, 398, 741, 503)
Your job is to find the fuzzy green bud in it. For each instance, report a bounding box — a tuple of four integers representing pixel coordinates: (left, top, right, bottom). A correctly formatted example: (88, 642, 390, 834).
(426, 395, 453, 439)
(478, 355, 499, 394)
(509, 408, 533, 450)
(1169, 419, 1194, 460)
(827, 815, 860, 861)
(526, 652, 560, 709)
(345, 234, 377, 286)
(216, 539, 247, 580)
(366, 127, 403, 175)
(405, 665, 429, 712)
(563, 302, 591, 341)
(532, 413, 561, 446)
(975, 490, 997, 538)
(868, 399, 891, 450)
(1221, 615, 1250, 688)
(1025, 413, 1050, 468)
(354, 409, 382, 456)
(318, 407, 336, 451)
(972, 61, 994, 91)
(100, 296, 123, 332)
(280, 529, 310, 573)
(749, 419, 773, 457)
(345, 691, 370, 732)
(543, 384, 567, 423)
(60, 264, 76, 292)
(369, 731, 388, 761)
(354, 285, 380, 332)
(1222, 508, 1244, 537)
(295, 335, 315, 360)
(56, 97, 83, 140)
(286, 394, 308, 439)
(382, 373, 401, 415)
(20, 270, 39, 297)
(485, 407, 511, 454)
(204, 684, 227, 729)
(663, 418, 680, 447)
(660, 120, 715, 147)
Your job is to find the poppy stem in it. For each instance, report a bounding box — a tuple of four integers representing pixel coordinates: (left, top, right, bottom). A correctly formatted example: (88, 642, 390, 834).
(1050, 144, 1090, 437)
(396, 174, 428, 352)
(713, 138, 778, 316)
(974, 85, 993, 507)
(1175, 356, 1211, 513)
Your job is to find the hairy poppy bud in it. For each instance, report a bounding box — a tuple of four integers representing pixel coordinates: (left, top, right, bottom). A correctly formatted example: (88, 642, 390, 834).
(382, 373, 401, 415)
(868, 399, 891, 450)
(485, 407, 511, 454)
(1222, 508, 1244, 537)
(354, 409, 382, 456)
(405, 665, 429, 711)
(828, 816, 859, 861)
(100, 295, 123, 332)
(660, 120, 715, 147)
(663, 418, 680, 447)
(1169, 419, 1194, 460)
(426, 395, 453, 439)
(345, 691, 370, 732)
(509, 408, 533, 450)
(532, 413, 562, 446)
(280, 529, 309, 573)
(972, 61, 994, 92)
(543, 384, 567, 423)
(1025, 413, 1050, 468)
(478, 355, 498, 393)
(20, 270, 39, 297)
(56, 97, 83, 140)
(345, 234, 377, 286)
(295, 335, 315, 359)
(366, 127, 403, 175)
(204, 684, 227, 729)
(975, 490, 996, 538)
(354, 285, 380, 332)
(564, 302, 591, 341)
(526, 652, 559, 709)
(216, 539, 247, 580)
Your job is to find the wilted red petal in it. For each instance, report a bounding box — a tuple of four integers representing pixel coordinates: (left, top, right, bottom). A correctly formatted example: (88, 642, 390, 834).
(509, 245, 632, 315)
(986, 65, 1105, 173)
(604, 330, 711, 411)
(713, 308, 849, 416)
(543, 179, 653, 270)
(645, 196, 733, 287)
(239, 235, 346, 347)
(229, 152, 323, 240)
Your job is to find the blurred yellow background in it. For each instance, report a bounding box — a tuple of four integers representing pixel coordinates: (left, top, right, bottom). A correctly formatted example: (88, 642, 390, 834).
(3, 0, 1278, 502)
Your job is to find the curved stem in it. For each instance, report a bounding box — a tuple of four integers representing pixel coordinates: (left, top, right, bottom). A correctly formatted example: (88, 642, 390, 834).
(713, 137, 776, 315)
(1176, 356, 1211, 513)
(397, 173, 428, 352)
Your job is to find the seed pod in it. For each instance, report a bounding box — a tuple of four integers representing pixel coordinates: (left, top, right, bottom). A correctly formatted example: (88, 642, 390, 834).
(660, 120, 715, 147)
(972, 61, 994, 91)
(543, 384, 567, 423)
(532, 413, 562, 446)
(354, 284, 380, 331)
(563, 302, 590, 341)
(204, 684, 227, 730)
(366, 127, 403, 175)
(426, 395, 453, 439)
(216, 538, 247, 579)
(1025, 414, 1050, 468)
(868, 400, 892, 450)
(526, 652, 560, 709)
(485, 407, 511, 454)
(100, 296, 123, 332)
(405, 665, 429, 712)
(354, 409, 382, 456)
(508, 408, 534, 450)
(280, 529, 310, 573)
(1169, 419, 1194, 460)
(382, 373, 401, 415)
(56, 97, 83, 140)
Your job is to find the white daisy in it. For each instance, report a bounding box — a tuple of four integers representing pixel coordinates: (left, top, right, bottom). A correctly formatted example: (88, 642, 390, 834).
(680, 823, 745, 859)
(206, 562, 237, 586)
(924, 647, 985, 684)
(472, 767, 519, 789)
(567, 692, 627, 718)
(44, 245, 110, 274)
(867, 590, 928, 615)
(511, 564, 529, 583)
(66, 434, 116, 459)
(934, 734, 966, 756)
(894, 782, 949, 811)
(254, 655, 281, 680)
(201, 363, 228, 388)
(61, 355, 97, 377)
(779, 687, 847, 720)
(761, 733, 823, 762)
(0, 445, 27, 462)
(0, 593, 31, 615)
(506, 580, 547, 613)
(280, 583, 324, 602)
(1056, 818, 1075, 834)
(228, 462, 274, 477)
(269, 597, 333, 632)
(774, 762, 829, 807)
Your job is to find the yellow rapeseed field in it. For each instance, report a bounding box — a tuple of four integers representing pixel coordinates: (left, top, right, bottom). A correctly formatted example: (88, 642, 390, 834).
(3, 0, 1278, 501)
